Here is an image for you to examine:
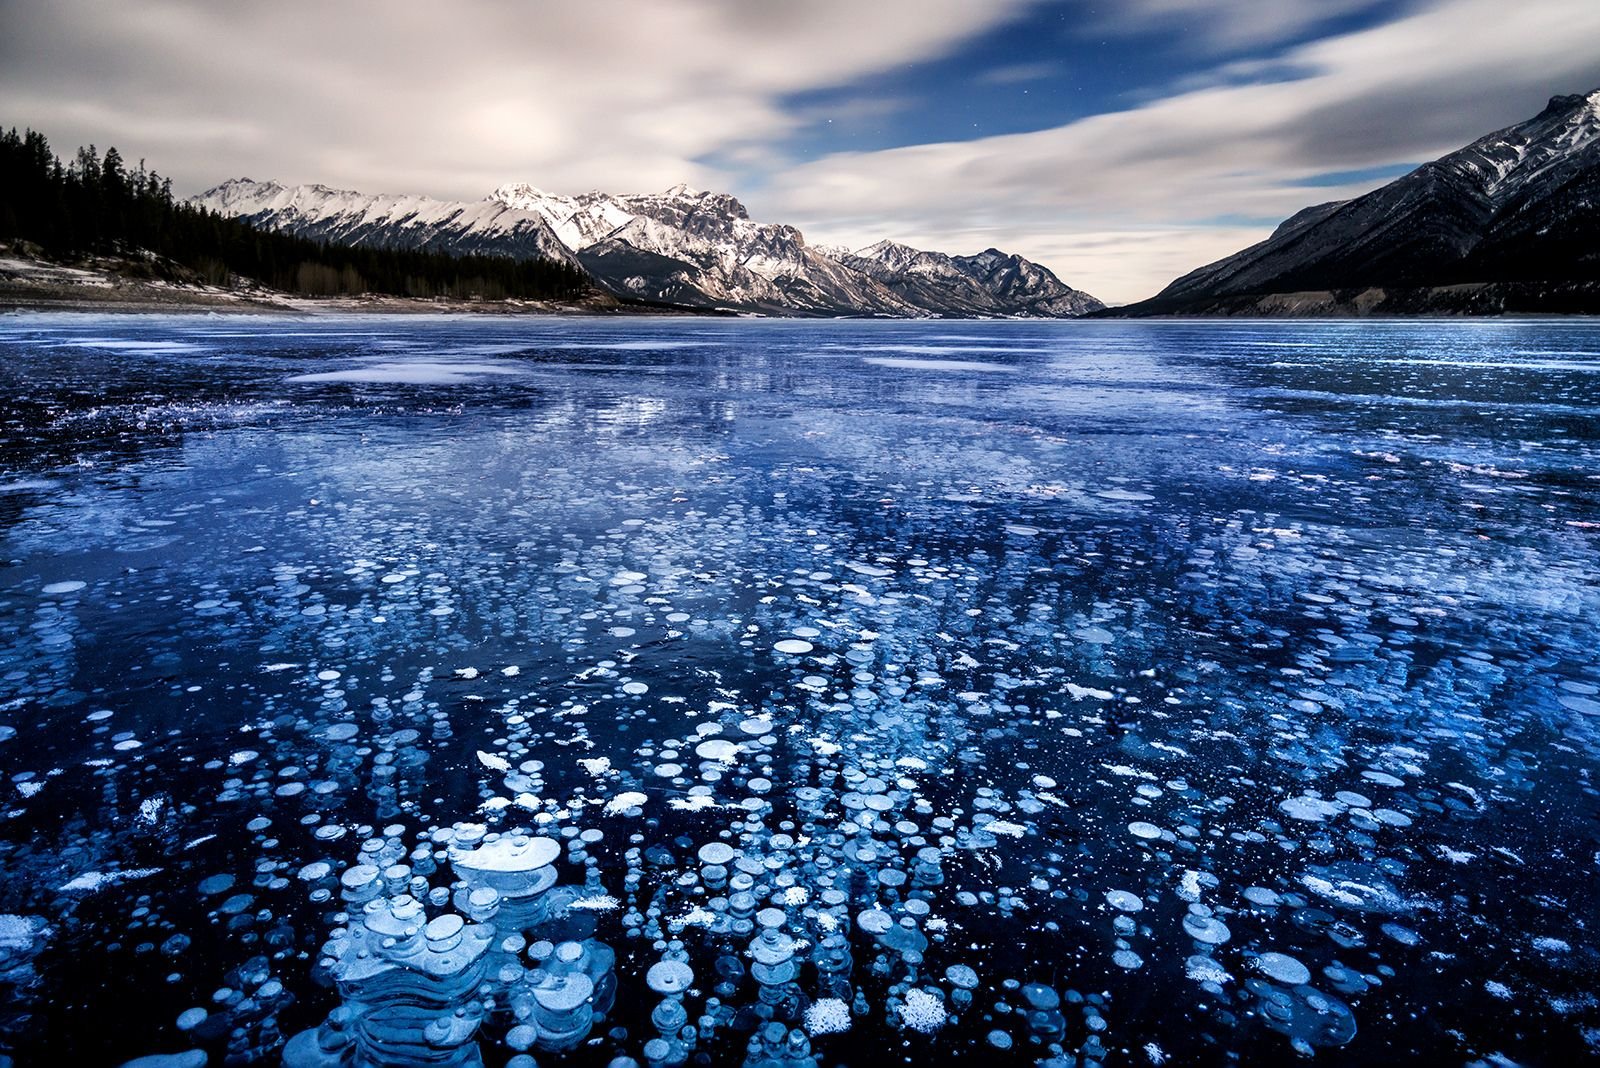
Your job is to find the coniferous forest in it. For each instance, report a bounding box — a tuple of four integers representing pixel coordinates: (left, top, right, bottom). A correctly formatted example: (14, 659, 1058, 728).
(0, 125, 588, 301)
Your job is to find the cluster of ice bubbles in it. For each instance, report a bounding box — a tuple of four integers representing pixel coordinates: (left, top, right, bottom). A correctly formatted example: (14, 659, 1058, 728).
(265, 714, 1127, 1068)
(17, 486, 1597, 1067)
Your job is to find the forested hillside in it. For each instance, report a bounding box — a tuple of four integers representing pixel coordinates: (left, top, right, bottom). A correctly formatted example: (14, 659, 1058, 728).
(0, 126, 587, 300)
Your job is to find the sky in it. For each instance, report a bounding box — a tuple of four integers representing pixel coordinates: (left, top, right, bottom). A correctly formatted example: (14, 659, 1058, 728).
(4, 0, 1600, 303)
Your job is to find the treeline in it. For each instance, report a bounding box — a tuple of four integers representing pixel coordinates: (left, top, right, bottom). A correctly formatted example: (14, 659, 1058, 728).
(0, 126, 588, 300)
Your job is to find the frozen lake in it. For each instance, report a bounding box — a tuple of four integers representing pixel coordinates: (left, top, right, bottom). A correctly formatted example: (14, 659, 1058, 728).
(0, 314, 1597, 1066)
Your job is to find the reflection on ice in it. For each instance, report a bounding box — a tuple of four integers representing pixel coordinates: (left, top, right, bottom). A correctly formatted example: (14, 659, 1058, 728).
(288, 361, 525, 384)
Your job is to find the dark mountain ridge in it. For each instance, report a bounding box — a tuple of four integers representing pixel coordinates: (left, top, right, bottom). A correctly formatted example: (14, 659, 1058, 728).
(1110, 89, 1600, 316)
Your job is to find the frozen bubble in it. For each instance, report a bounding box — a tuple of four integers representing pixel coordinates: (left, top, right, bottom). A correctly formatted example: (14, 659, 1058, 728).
(1557, 693, 1600, 715)
(857, 909, 893, 935)
(1361, 770, 1405, 787)
(1112, 949, 1144, 970)
(119, 1052, 207, 1068)
(1280, 795, 1342, 822)
(1254, 951, 1312, 985)
(898, 988, 947, 1033)
(1243, 886, 1282, 907)
(452, 834, 560, 873)
(1183, 914, 1231, 945)
(694, 739, 741, 763)
(805, 997, 852, 1035)
(622, 681, 649, 695)
(533, 972, 594, 1012)
(1096, 489, 1154, 501)
(1128, 821, 1162, 840)
(697, 842, 736, 865)
(1021, 984, 1059, 1010)
(774, 639, 815, 655)
(42, 580, 87, 595)
(1186, 955, 1232, 984)
(645, 959, 694, 994)
(946, 965, 980, 990)
(1106, 890, 1144, 912)
(604, 791, 648, 816)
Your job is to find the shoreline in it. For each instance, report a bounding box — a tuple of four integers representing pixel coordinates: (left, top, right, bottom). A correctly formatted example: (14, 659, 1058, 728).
(0, 286, 727, 318)
(0, 249, 731, 318)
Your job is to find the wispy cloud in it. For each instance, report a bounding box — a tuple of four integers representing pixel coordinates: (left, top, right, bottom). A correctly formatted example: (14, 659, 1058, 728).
(974, 61, 1065, 86)
(0, 0, 1031, 197)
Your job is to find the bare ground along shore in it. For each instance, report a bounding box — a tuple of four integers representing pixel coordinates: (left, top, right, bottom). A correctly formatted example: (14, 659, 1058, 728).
(0, 248, 719, 317)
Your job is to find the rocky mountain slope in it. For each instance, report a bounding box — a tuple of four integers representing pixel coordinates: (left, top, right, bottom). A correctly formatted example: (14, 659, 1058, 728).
(834, 240, 1102, 317)
(194, 180, 1103, 317)
(1111, 89, 1600, 316)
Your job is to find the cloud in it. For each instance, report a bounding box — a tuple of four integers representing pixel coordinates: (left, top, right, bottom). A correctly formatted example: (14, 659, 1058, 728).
(0, 0, 1031, 197)
(974, 61, 1065, 86)
(760, 0, 1600, 302)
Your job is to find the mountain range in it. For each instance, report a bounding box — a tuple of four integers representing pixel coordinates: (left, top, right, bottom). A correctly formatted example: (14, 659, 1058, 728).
(1111, 89, 1600, 316)
(193, 179, 1103, 318)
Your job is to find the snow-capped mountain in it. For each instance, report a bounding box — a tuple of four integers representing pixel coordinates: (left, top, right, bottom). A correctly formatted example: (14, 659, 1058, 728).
(193, 179, 576, 266)
(838, 240, 1103, 317)
(192, 179, 1103, 317)
(488, 182, 924, 315)
(1116, 89, 1600, 315)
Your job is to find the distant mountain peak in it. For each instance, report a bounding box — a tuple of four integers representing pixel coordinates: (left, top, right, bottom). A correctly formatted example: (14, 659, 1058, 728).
(1540, 89, 1600, 119)
(192, 175, 1103, 317)
(192, 178, 578, 265)
(489, 181, 549, 202)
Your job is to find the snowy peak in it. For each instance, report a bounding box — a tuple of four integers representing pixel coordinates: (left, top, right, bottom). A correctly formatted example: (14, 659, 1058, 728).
(852, 239, 951, 278)
(831, 238, 1103, 317)
(194, 175, 1103, 316)
(192, 178, 578, 266)
(489, 181, 552, 205)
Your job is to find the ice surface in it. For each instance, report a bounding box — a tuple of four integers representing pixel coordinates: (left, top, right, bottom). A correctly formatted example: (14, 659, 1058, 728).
(287, 360, 525, 384)
(2, 315, 1598, 1066)
(861, 357, 1013, 372)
